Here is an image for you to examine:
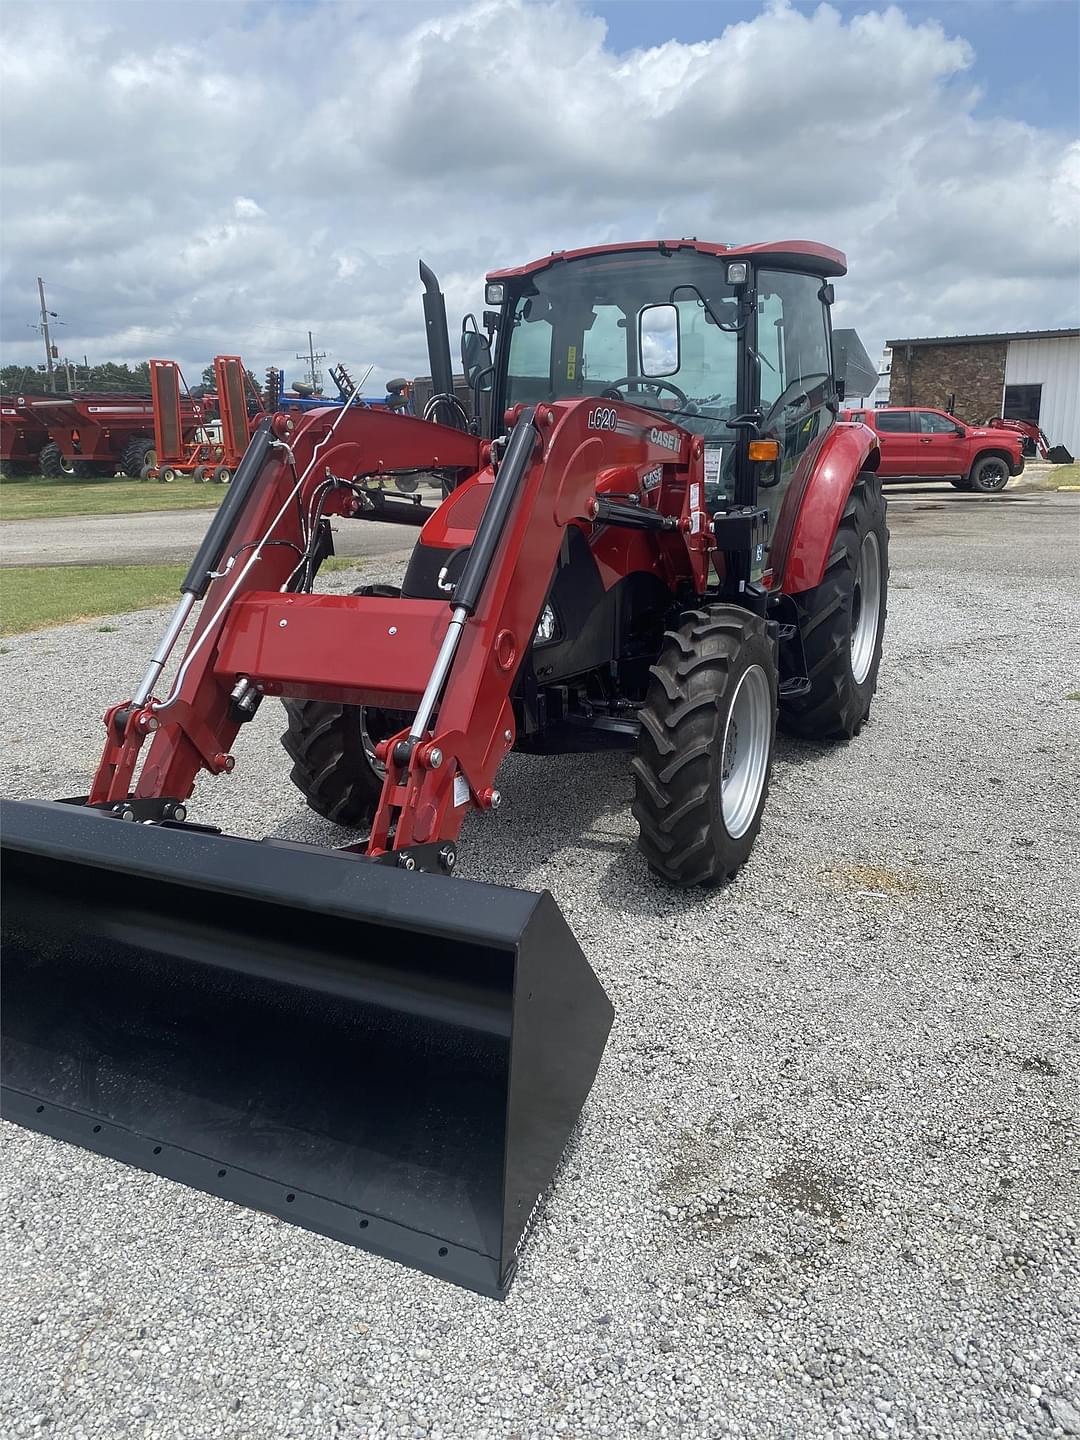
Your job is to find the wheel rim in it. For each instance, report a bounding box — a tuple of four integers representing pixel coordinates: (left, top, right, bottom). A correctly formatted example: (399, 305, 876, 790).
(720, 663, 772, 839)
(59, 455, 76, 476)
(982, 461, 1007, 490)
(850, 530, 882, 685)
(359, 710, 386, 778)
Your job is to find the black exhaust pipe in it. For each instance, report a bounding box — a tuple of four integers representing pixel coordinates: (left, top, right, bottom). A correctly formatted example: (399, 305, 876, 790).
(419, 259, 461, 428)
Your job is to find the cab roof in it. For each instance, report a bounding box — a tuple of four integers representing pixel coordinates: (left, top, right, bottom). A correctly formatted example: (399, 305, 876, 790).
(487, 239, 847, 282)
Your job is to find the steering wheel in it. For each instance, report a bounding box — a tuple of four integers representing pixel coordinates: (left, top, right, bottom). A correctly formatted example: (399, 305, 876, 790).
(760, 373, 830, 428)
(601, 375, 689, 406)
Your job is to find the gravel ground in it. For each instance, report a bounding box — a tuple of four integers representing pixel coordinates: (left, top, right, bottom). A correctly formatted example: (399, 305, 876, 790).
(2, 492, 1078, 1440)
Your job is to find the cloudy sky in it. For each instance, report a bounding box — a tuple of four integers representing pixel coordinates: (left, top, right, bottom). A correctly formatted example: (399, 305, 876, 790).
(1, 0, 1077, 395)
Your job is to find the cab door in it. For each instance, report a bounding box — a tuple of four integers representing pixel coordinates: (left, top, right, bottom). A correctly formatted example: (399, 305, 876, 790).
(871, 410, 917, 478)
(915, 409, 967, 476)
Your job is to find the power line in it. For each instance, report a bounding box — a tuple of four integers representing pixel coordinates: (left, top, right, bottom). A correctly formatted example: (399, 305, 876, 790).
(30, 277, 65, 393)
(296, 330, 327, 391)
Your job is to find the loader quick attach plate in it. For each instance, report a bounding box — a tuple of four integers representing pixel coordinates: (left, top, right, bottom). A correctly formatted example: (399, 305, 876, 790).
(0, 798, 613, 1298)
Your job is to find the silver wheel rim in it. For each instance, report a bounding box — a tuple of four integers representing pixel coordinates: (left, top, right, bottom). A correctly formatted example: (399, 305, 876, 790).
(359, 709, 386, 778)
(720, 663, 772, 839)
(850, 530, 881, 685)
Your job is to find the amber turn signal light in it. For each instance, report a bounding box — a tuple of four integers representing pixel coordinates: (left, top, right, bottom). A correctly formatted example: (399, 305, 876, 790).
(748, 439, 780, 462)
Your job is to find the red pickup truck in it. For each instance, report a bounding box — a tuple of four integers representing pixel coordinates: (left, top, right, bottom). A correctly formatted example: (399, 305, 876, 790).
(843, 406, 1024, 493)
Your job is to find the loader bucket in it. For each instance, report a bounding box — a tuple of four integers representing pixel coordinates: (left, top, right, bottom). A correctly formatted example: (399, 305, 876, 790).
(0, 799, 613, 1297)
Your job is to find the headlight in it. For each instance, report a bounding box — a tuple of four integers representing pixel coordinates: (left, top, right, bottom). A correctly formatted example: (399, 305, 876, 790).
(534, 603, 558, 645)
(485, 281, 506, 305)
(725, 261, 748, 285)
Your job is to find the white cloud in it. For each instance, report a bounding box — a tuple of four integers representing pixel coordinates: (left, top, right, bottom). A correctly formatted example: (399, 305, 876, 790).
(1, 0, 1076, 392)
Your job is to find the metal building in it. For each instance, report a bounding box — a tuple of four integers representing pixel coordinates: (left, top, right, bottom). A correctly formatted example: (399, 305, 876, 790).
(885, 328, 1079, 454)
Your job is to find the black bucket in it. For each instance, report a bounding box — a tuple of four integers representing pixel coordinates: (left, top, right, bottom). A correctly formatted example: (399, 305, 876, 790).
(0, 799, 613, 1297)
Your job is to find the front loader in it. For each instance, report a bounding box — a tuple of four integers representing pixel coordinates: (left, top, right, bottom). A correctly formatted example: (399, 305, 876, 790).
(1, 239, 888, 1297)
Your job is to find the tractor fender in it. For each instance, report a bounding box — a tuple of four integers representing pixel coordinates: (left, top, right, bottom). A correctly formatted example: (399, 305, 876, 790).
(775, 421, 879, 594)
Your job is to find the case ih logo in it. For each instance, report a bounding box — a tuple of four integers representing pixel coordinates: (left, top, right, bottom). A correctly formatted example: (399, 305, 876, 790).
(587, 405, 619, 432)
(648, 427, 680, 453)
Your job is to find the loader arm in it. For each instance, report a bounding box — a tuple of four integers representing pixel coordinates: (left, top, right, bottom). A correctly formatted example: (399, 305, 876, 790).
(89, 397, 699, 866)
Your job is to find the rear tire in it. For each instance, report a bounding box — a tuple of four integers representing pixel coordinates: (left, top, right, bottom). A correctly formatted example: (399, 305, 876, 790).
(969, 455, 1010, 494)
(632, 605, 777, 887)
(192, 465, 210, 483)
(213, 466, 231, 485)
(39, 442, 64, 478)
(779, 473, 889, 741)
(122, 438, 156, 478)
(158, 465, 177, 483)
(280, 584, 406, 830)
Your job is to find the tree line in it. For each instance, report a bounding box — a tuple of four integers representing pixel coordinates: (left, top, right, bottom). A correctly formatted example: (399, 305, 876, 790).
(1, 362, 261, 398)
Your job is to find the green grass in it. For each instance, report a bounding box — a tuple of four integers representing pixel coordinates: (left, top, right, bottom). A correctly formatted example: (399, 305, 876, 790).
(1, 564, 187, 635)
(0, 472, 225, 521)
(0, 555, 366, 636)
(1019, 460, 1080, 492)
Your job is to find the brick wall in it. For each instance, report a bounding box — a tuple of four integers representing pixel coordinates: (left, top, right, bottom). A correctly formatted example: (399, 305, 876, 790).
(888, 342, 1006, 422)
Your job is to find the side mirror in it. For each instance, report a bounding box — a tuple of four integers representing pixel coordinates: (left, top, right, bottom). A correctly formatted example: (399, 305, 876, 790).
(461, 326, 493, 392)
(638, 303, 680, 376)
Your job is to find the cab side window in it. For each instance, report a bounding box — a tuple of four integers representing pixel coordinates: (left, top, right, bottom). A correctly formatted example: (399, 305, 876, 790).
(756, 270, 834, 551)
(875, 411, 912, 432)
(918, 411, 959, 434)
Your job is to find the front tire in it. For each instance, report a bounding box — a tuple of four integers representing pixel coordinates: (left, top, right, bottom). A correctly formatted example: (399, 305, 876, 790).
(779, 473, 889, 741)
(969, 455, 1010, 493)
(280, 585, 407, 830)
(39, 442, 64, 478)
(632, 605, 777, 887)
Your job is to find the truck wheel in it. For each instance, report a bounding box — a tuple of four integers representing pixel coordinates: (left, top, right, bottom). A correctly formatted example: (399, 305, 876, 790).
(969, 455, 1010, 493)
(39, 442, 64, 479)
(280, 585, 407, 829)
(632, 605, 777, 887)
(779, 473, 888, 742)
(122, 438, 156, 478)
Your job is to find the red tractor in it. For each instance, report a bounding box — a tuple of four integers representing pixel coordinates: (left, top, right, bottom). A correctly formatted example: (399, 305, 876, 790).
(2, 239, 888, 1299)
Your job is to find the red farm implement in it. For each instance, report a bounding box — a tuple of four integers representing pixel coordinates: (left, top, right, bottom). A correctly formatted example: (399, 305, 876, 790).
(985, 416, 1074, 464)
(2, 239, 888, 1298)
(148, 356, 265, 483)
(0, 393, 51, 477)
(26, 390, 201, 480)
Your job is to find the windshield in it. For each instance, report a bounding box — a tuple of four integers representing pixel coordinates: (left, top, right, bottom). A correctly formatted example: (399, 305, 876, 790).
(503, 250, 740, 441)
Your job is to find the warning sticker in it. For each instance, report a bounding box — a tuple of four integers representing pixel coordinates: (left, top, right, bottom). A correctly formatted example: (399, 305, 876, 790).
(689, 482, 702, 511)
(703, 445, 724, 488)
(566, 345, 577, 381)
(453, 773, 470, 808)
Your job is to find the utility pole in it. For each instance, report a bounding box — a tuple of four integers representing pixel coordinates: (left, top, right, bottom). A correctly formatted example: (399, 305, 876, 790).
(37, 277, 57, 392)
(296, 331, 327, 392)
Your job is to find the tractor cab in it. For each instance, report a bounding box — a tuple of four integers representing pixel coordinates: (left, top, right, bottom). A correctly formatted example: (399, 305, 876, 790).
(469, 241, 848, 530)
